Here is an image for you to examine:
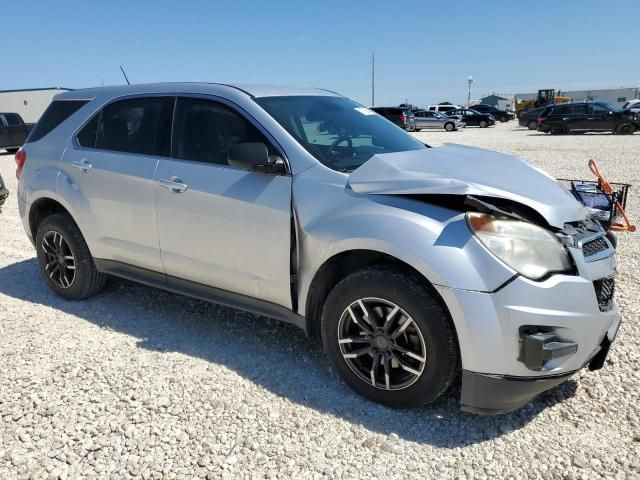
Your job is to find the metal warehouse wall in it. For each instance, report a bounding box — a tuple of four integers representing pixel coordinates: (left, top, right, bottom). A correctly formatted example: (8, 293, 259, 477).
(0, 88, 71, 123)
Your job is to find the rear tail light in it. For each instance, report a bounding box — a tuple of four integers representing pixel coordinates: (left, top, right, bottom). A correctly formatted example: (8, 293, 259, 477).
(400, 113, 407, 123)
(15, 148, 26, 179)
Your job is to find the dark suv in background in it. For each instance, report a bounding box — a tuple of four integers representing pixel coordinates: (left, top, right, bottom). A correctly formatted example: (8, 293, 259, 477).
(1, 113, 33, 153)
(518, 107, 546, 130)
(469, 104, 514, 122)
(538, 101, 639, 135)
(370, 107, 416, 131)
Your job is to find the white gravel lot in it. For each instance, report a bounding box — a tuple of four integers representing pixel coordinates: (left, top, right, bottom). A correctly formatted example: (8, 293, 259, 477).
(0, 122, 639, 479)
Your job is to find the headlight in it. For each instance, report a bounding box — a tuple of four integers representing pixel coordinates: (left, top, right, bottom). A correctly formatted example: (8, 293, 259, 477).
(467, 212, 572, 280)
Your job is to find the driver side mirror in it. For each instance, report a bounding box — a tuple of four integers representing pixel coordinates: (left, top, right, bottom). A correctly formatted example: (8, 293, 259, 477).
(228, 143, 286, 175)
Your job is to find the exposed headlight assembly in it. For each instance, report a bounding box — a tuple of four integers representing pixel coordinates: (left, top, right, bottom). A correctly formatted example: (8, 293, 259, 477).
(467, 212, 573, 280)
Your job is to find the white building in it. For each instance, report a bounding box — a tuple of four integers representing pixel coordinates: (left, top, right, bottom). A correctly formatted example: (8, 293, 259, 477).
(0, 87, 72, 123)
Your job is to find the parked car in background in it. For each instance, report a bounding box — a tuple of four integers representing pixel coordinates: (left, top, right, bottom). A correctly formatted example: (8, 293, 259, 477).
(446, 108, 496, 128)
(0, 112, 33, 153)
(518, 107, 546, 130)
(427, 104, 462, 114)
(370, 107, 416, 131)
(622, 100, 640, 113)
(15, 83, 621, 415)
(414, 110, 465, 131)
(469, 104, 514, 122)
(0, 172, 8, 210)
(538, 101, 639, 135)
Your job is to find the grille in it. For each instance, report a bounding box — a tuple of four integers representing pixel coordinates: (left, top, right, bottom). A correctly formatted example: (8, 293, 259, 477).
(582, 236, 609, 258)
(593, 277, 615, 312)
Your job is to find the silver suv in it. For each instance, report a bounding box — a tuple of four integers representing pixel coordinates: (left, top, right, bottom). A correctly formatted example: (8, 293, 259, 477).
(16, 83, 620, 414)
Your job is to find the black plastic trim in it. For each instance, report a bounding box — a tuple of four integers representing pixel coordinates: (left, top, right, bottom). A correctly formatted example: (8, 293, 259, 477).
(94, 259, 306, 333)
(460, 369, 576, 415)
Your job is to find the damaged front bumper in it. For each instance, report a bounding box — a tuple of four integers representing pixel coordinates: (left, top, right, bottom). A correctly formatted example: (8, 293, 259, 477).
(460, 313, 620, 415)
(435, 222, 620, 415)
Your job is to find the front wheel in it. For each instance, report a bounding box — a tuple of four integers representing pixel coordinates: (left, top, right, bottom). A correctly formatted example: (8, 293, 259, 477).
(479, 120, 488, 128)
(616, 123, 634, 135)
(321, 267, 459, 408)
(35, 213, 107, 300)
(499, 116, 508, 123)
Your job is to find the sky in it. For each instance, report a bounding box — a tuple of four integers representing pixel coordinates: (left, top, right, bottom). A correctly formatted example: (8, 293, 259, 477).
(3, 0, 640, 107)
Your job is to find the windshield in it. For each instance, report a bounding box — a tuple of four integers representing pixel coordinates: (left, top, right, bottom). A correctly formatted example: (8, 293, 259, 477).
(600, 102, 623, 112)
(255, 96, 427, 172)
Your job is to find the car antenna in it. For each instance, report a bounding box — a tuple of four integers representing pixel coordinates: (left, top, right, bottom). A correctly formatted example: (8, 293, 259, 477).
(119, 65, 131, 85)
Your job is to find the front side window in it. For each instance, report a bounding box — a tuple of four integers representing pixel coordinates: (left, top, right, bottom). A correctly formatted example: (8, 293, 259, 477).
(172, 97, 274, 167)
(95, 98, 164, 155)
(256, 96, 426, 172)
(4, 114, 22, 126)
(587, 104, 610, 115)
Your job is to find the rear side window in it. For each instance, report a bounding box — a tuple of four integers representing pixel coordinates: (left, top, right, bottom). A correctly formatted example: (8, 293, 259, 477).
(96, 98, 164, 155)
(27, 100, 88, 143)
(76, 114, 100, 148)
(4, 114, 22, 126)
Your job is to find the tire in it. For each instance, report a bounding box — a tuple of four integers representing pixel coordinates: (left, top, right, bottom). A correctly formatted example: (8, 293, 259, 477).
(499, 116, 508, 123)
(5, 148, 19, 154)
(444, 122, 455, 132)
(616, 123, 634, 135)
(414, 128, 421, 132)
(527, 120, 538, 130)
(479, 120, 488, 128)
(321, 267, 459, 409)
(35, 213, 107, 300)
(550, 125, 567, 135)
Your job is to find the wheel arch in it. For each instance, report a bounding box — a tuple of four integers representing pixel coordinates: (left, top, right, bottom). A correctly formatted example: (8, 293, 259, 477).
(303, 249, 457, 342)
(28, 196, 73, 241)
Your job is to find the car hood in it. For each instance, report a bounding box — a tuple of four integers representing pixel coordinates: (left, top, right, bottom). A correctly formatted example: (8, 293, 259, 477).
(348, 144, 585, 228)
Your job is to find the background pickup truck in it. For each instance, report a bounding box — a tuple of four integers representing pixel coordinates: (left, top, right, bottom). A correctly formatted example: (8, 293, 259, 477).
(0, 112, 33, 153)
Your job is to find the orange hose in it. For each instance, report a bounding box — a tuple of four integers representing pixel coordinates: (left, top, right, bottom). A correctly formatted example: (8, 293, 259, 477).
(588, 160, 636, 232)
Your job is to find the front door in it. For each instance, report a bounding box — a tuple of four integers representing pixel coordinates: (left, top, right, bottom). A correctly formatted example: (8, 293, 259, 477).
(61, 96, 172, 272)
(155, 97, 292, 308)
(585, 103, 613, 130)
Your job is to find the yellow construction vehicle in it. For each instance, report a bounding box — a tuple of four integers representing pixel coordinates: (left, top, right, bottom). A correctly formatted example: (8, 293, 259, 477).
(516, 89, 572, 117)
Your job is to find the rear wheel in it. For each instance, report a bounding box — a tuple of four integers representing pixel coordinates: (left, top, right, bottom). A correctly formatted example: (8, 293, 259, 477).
(35, 213, 107, 300)
(5, 148, 19, 154)
(550, 125, 567, 135)
(527, 120, 538, 130)
(321, 267, 459, 408)
(479, 120, 488, 128)
(444, 122, 455, 131)
(414, 128, 420, 132)
(499, 116, 508, 123)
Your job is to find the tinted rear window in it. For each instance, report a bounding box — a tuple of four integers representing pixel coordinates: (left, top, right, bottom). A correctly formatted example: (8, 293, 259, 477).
(27, 100, 88, 143)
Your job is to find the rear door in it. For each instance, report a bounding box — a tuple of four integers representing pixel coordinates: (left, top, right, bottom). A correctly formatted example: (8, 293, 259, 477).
(560, 104, 587, 130)
(155, 96, 292, 307)
(61, 96, 171, 272)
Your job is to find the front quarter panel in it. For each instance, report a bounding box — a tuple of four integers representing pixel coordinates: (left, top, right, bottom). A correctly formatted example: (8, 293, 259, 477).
(294, 164, 516, 316)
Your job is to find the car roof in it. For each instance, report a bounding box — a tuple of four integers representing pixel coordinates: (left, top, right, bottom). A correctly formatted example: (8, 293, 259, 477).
(55, 82, 342, 100)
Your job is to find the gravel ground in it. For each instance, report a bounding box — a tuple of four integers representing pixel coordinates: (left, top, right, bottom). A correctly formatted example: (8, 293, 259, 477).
(0, 122, 639, 479)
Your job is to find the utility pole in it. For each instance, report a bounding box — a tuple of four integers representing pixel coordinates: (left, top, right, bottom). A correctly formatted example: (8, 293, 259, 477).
(371, 52, 375, 107)
(467, 75, 474, 107)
